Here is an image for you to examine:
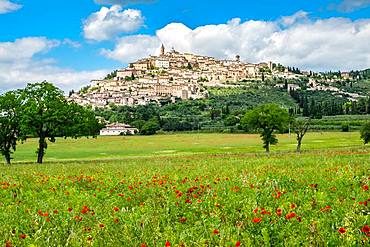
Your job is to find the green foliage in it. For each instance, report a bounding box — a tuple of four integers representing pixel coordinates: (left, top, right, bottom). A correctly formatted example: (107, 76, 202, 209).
(0, 91, 22, 164)
(104, 70, 117, 80)
(141, 118, 160, 135)
(360, 121, 370, 144)
(242, 104, 290, 152)
(20, 82, 100, 163)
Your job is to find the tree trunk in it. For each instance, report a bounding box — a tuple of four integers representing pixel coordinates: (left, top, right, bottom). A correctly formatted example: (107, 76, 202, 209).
(37, 137, 45, 164)
(265, 142, 270, 153)
(4, 153, 11, 165)
(297, 138, 302, 153)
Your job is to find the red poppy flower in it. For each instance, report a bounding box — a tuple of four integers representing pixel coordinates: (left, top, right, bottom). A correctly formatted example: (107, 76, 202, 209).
(81, 206, 89, 214)
(53, 210, 58, 214)
(141, 244, 147, 247)
(252, 218, 262, 223)
(253, 208, 258, 214)
(19, 234, 27, 239)
(285, 212, 296, 220)
(362, 225, 370, 233)
(213, 229, 219, 235)
(179, 217, 187, 223)
(338, 227, 346, 234)
(114, 207, 119, 212)
(235, 241, 241, 247)
(363, 185, 369, 191)
(68, 207, 73, 212)
(114, 218, 119, 223)
(99, 223, 105, 228)
(276, 208, 282, 217)
(290, 203, 296, 209)
(165, 241, 171, 247)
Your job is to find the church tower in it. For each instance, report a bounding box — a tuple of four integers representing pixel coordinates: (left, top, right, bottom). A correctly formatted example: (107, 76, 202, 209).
(160, 44, 165, 56)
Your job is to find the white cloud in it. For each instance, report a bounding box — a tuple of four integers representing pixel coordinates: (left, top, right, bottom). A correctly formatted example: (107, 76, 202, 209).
(0, 37, 109, 93)
(102, 12, 370, 71)
(83, 5, 144, 41)
(335, 0, 370, 12)
(0, 0, 22, 14)
(94, 0, 155, 6)
(101, 35, 160, 63)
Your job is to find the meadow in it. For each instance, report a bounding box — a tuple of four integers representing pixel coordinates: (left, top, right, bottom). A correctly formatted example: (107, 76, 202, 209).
(0, 132, 369, 246)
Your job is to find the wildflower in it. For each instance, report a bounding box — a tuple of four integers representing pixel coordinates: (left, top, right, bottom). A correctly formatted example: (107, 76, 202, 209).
(99, 223, 105, 228)
(285, 212, 296, 220)
(276, 208, 282, 217)
(81, 205, 89, 214)
(363, 185, 369, 191)
(362, 225, 370, 233)
(141, 244, 147, 247)
(290, 203, 296, 209)
(213, 229, 219, 235)
(114, 206, 119, 212)
(252, 217, 262, 223)
(321, 205, 331, 212)
(5, 240, 11, 247)
(74, 216, 83, 222)
(68, 207, 73, 212)
(118, 193, 124, 197)
(179, 217, 187, 223)
(253, 208, 258, 214)
(165, 241, 171, 247)
(53, 210, 58, 214)
(114, 218, 119, 223)
(338, 227, 346, 234)
(236, 241, 241, 247)
(19, 234, 27, 239)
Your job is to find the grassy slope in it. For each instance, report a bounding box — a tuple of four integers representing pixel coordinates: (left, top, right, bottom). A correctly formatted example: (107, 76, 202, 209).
(12, 132, 366, 163)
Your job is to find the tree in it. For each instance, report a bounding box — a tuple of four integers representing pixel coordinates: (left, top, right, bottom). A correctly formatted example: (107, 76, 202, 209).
(0, 91, 22, 164)
(360, 121, 370, 145)
(242, 104, 289, 153)
(291, 118, 310, 152)
(20, 82, 100, 164)
(141, 118, 160, 135)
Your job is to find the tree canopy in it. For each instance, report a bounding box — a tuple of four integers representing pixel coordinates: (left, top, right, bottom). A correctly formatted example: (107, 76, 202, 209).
(242, 104, 289, 152)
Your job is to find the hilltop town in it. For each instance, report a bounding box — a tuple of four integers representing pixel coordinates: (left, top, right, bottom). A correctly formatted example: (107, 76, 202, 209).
(69, 45, 305, 108)
(69, 45, 367, 108)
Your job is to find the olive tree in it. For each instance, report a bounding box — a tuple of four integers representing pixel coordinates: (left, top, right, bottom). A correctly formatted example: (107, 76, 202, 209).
(242, 104, 289, 153)
(291, 118, 310, 152)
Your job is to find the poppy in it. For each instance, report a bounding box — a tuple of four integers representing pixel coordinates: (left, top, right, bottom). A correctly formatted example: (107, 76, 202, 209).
(213, 229, 219, 235)
(114, 207, 119, 212)
(165, 241, 171, 247)
(276, 208, 282, 217)
(338, 227, 346, 234)
(19, 234, 27, 239)
(252, 218, 262, 223)
(114, 218, 119, 223)
(99, 223, 105, 228)
(81, 206, 89, 214)
(236, 241, 241, 247)
(362, 225, 370, 233)
(363, 185, 369, 191)
(141, 244, 147, 247)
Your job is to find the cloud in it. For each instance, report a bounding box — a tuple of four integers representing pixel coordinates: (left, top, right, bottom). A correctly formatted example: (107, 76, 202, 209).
(335, 0, 370, 12)
(102, 12, 370, 71)
(94, 0, 155, 6)
(0, 0, 22, 14)
(0, 37, 109, 93)
(83, 5, 144, 41)
(280, 10, 309, 26)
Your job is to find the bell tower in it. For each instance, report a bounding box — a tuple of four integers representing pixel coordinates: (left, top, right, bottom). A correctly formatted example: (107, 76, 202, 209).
(160, 44, 165, 56)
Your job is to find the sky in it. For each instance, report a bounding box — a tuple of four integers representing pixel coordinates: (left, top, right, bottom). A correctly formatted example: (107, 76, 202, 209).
(1, 0, 370, 92)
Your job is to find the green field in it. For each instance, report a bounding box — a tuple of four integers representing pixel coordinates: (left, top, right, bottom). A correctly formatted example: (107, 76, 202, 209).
(12, 132, 366, 162)
(1, 133, 370, 246)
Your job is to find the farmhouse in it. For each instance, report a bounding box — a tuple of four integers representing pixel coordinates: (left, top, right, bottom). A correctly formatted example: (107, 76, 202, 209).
(100, 123, 139, 136)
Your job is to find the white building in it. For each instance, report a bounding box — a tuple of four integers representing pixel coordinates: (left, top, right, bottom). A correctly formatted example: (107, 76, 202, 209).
(100, 123, 139, 136)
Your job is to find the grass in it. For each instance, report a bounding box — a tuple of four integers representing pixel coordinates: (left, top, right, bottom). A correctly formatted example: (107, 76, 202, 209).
(1, 132, 369, 246)
(13, 132, 365, 163)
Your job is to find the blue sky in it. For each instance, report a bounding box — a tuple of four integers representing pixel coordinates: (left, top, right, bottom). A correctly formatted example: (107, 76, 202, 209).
(1, 0, 370, 92)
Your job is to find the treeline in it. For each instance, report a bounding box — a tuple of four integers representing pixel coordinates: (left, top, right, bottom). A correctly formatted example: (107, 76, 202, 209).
(289, 89, 370, 118)
(0, 82, 101, 164)
(350, 69, 370, 80)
